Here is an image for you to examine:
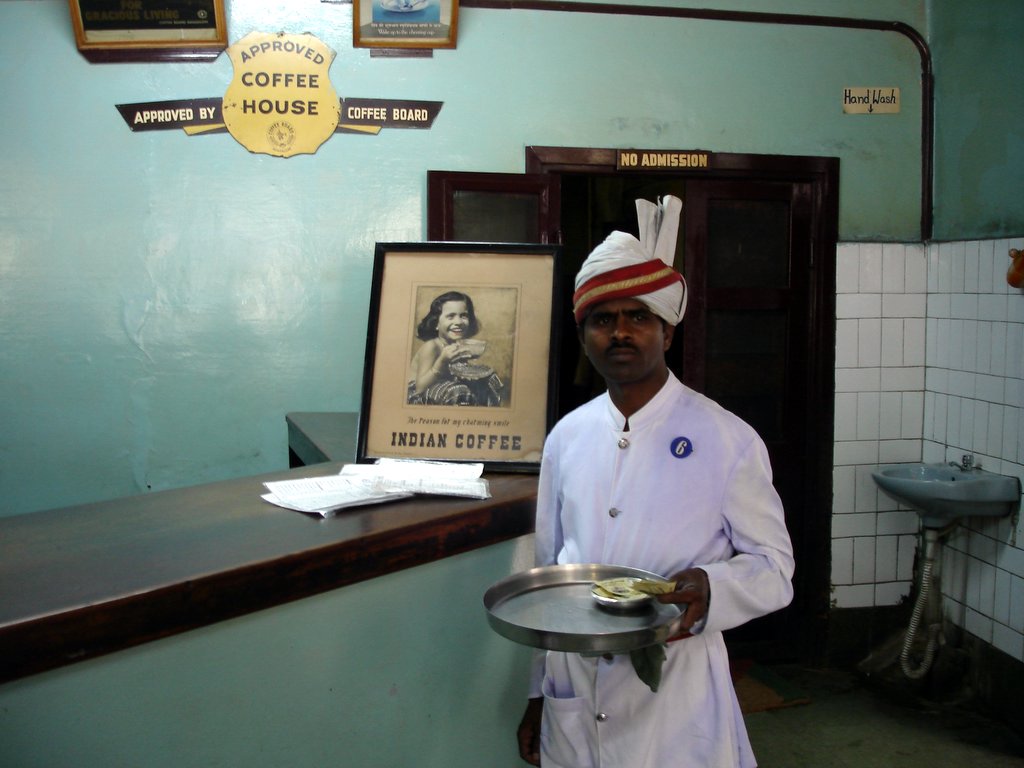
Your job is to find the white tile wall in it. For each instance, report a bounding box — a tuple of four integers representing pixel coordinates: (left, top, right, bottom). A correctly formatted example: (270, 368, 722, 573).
(831, 238, 1024, 664)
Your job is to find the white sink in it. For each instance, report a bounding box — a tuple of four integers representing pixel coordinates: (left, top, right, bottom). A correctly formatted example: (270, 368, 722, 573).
(871, 462, 1021, 528)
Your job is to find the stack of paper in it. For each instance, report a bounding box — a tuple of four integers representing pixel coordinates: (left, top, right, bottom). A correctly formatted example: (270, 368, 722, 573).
(263, 458, 491, 517)
(262, 474, 411, 516)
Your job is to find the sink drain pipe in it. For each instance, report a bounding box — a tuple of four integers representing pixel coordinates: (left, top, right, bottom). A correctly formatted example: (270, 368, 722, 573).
(900, 527, 943, 679)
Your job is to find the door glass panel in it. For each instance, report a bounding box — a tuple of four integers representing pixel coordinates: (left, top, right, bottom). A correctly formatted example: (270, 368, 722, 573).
(705, 309, 787, 441)
(452, 191, 539, 242)
(708, 200, 790, 289)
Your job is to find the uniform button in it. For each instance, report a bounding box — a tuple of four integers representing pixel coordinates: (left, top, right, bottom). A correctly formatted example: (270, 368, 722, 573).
(596, 713, 608, 722)
(617, 437, 630, 449)
(608, 507, 621, 518)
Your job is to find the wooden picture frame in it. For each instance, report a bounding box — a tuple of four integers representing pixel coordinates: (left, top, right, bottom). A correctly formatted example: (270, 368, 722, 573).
(69, 0, 228, 63)
(352, 0, 458, 49)
(357, 242, 562, 472)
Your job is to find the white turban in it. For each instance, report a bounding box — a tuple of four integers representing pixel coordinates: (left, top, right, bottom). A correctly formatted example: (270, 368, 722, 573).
(572, 195, 687, 325)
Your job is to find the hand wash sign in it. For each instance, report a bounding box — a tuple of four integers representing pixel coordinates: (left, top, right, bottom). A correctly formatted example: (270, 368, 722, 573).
(221, 31, 340, 157)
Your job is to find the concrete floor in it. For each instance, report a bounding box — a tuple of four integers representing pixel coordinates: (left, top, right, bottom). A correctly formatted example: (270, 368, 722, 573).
(745, 666, 1024, 767)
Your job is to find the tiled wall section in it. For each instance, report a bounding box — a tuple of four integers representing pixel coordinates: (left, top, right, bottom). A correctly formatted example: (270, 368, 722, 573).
(832, 238, 1024, 664)
(833, 243, 926, 611)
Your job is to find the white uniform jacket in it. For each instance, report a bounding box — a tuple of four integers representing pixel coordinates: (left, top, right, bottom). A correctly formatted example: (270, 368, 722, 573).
(530, 373, 794, 768)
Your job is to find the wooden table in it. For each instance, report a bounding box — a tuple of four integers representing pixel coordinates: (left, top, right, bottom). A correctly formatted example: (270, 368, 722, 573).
(0, 456, 537, 684)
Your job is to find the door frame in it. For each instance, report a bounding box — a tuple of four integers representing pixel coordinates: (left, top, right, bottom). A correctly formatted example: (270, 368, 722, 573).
(526, 146, 838, 661)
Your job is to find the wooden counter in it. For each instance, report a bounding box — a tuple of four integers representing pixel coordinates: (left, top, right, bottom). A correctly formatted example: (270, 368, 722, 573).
(0, 461, 537, 684)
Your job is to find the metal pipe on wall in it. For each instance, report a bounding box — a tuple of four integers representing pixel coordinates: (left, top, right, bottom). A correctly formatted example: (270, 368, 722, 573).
(463, 0, 934, 240)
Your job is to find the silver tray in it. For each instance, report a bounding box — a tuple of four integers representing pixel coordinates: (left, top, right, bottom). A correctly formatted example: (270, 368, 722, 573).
(483, 564, 685, 654)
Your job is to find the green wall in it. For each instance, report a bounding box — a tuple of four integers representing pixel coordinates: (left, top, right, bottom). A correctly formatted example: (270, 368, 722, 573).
(0, 0, 949, 516)
(929, 0, 1024, 240)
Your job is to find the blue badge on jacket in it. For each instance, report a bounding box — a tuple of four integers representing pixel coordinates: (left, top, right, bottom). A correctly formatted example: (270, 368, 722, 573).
(670, 437, 693, 459)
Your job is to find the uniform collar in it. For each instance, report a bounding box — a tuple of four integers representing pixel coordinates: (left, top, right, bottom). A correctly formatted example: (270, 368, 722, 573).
(605, 372, 680, 431)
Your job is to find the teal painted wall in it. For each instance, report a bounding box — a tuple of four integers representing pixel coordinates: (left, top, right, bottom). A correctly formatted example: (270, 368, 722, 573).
(929, 0, 1024, 240)
(0, 0, 944, 516)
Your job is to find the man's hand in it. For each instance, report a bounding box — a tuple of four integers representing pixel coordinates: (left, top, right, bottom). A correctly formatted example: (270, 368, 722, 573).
(516, 697, 543, 766)
(657, 567, 709, 631)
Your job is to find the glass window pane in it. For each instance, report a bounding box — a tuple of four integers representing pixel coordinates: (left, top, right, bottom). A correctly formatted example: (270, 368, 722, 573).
(708, 200, 790, 289)
(452, 191, 539, 242)
(705, 309, 787, 440)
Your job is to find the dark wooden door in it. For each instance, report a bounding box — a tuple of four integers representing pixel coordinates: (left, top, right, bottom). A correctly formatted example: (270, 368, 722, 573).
(681, 179, 822, 659)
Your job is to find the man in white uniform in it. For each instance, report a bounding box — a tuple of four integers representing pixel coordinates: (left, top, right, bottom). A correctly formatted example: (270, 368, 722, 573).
(516, 196, 794, 768)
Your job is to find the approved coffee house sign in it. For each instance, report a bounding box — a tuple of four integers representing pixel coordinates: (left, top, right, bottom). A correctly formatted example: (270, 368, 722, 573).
(222, 31, 340, 157)
(114, 30, 444, 155)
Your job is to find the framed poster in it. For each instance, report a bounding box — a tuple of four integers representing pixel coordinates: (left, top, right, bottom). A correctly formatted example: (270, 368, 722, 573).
(358, 242, 562, 472)
(69, 0, 228, 63)
(353, 0, 458, 49)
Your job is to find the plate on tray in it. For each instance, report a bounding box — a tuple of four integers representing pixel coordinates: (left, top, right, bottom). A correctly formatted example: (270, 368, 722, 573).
(483, 563, 685, 654)
(590, 577, 655, 612)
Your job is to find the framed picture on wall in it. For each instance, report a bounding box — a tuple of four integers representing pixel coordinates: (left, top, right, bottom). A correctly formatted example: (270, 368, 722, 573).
(357, 242, 562, 472)
(352, 0, 458, 49)
(68, 0, 228, 63)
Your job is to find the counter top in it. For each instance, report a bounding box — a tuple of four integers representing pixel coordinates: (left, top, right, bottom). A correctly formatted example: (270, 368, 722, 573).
(0, 461, 537, 684)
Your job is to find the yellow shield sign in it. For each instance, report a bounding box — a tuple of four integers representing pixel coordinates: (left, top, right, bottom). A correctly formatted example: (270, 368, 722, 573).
(222, 31, 340, 157)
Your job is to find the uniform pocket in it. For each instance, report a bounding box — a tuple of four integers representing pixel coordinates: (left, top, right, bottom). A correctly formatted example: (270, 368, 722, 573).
(540, 673, 596, 768)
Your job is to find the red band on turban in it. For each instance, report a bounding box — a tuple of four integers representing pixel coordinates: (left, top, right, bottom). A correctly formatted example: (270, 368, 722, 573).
(572, 260, 684, 323)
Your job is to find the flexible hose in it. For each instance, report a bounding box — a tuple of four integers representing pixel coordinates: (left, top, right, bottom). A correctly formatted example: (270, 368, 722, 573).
(900, 529, 942, 679)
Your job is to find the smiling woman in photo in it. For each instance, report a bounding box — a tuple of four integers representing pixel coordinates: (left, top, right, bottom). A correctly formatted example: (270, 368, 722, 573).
(407, 290, 503, 406)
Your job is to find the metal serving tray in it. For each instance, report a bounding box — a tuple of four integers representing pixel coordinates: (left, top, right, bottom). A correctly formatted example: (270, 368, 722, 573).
(483, 563, 685, 654)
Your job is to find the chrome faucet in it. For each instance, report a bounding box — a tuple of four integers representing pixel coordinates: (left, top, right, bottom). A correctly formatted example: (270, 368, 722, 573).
(960, 454, 974, 471)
